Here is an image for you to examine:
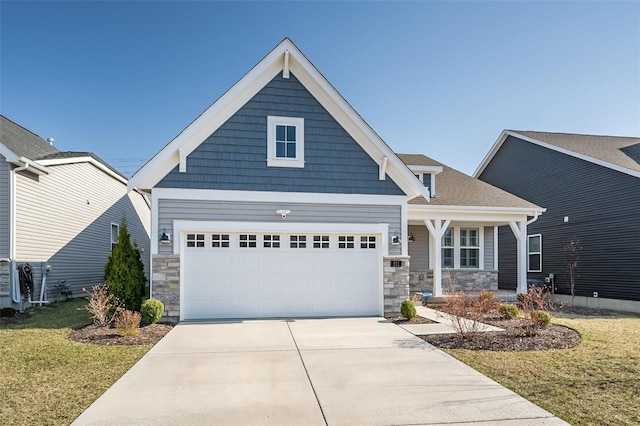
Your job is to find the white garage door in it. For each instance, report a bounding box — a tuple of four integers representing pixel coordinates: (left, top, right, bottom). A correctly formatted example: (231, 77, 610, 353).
(182, 231, 381, 320)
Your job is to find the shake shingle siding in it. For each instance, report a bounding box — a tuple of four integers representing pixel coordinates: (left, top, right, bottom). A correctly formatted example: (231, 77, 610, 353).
(157, 73, 404, 195)
(479, 136, 640, 301)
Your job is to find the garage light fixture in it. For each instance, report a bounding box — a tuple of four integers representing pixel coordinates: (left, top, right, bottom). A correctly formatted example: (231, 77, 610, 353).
(391, 233, 401, 246)
(276, 209, 291, 219)
(159, 229, 171, 245)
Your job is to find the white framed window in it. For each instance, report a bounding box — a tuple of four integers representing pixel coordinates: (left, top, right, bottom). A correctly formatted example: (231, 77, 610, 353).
(290, 235, 307, 248)
(528, 234, 542, 272)
(338, 236, 355, 249)
(211, 234, 230, 248)
(313, 235, 330, 249)
(460, 228, 480, 268)
(360, 236, 377, 249)
(440, 227, 482, 269)
(239, 234, 257, 248)
(186, 233, 205, 248)
(267, 116, 304, 168)
(441, 228, 454, 268)
(110, 223, 119, 250)
(263, 234, 281, 248)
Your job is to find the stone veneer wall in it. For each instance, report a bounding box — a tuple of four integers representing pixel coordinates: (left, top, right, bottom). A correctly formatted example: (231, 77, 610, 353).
(152, 255, 180, 320)
(0, 262, 10, 306)
(409, 269, 498, 294)
(383, 255, 410, 316)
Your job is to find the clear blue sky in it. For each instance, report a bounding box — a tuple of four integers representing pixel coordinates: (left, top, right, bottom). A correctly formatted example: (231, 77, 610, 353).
(1, 1, 638, 176)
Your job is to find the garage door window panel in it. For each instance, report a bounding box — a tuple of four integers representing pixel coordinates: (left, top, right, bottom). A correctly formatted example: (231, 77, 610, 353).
(211, 234, 230, 248)
(338, 235, 355, 249)
(263, 235, 281, 248)
(313, 235, 330, 248)
(187, 233, 205, 248)
(361, 236, 376, 249)
(290, 235, 307, 248)
(239, 234, 257, 248)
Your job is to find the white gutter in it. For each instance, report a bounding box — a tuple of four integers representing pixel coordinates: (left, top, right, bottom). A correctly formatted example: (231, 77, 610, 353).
(526, 211, 541, 226)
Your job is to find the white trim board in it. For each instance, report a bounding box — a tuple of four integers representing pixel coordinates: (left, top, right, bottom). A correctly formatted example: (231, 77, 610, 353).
(474, 130, 640, 179)
(127, 38, 428, 200)
(37, 156, 128, 184)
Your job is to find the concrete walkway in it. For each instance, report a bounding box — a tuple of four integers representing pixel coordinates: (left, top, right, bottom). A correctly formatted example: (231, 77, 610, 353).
(399, 305, 504, 336)
(72, 317, 567, 426)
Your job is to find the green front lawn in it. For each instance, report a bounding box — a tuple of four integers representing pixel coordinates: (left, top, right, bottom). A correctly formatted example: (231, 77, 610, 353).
(446, 312, 640, 425)
(0, 299, 152, 425)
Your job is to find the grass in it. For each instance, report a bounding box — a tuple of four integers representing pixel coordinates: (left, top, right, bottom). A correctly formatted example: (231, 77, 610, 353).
(446, 311, 640, 425)
(0, 299, 152, 426)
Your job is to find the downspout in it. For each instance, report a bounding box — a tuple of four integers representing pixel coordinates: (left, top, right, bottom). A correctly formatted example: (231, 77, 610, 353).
(10, 162, 29, 304)
(526, 211, 541, 226)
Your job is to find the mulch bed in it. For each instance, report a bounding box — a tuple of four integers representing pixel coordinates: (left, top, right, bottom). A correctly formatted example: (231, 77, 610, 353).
(0, 311, 31, 325)
(419, 315, 581, 351)
(68, 323, 174, 346)
(388, 315, 437, 325)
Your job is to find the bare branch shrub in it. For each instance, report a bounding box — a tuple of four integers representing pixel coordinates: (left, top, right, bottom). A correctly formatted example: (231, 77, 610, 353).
(520, 285, 552, 336)
(114, 308, 141, 336)
(84, 285, 117, 326)
(442, 292, 484, 340)
(564, 239, 582, 304)
(477, 290, 499, 314)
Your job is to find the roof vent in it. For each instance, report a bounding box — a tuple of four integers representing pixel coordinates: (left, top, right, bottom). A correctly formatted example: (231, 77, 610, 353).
(47, 138, 55, 146)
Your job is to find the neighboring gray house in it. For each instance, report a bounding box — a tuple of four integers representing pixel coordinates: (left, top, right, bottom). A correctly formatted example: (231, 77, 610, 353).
(475, 130, 640, 312)
(0, 115, 151, 308)
(129, 39, 543, 321)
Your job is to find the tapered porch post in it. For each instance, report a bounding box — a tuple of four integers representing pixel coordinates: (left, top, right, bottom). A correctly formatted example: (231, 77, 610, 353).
(509, 220, 528, 294)
(424, 219, 451, 297)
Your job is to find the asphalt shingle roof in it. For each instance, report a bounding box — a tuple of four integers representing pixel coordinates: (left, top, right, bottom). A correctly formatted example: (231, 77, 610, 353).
(38, 151, 128, 181)
(397, 153, 541, 209)
(0, 115, 59, 159)
(511, 130, 640, 173)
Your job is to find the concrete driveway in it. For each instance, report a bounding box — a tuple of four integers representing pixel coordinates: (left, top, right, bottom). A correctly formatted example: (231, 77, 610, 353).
(72, 317, 567, 425)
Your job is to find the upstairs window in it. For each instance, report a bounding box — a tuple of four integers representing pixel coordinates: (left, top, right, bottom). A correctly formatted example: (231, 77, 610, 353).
(528, 234, 542, 272)
(111, 223, 119, 250)
(267, 116, 304, 168)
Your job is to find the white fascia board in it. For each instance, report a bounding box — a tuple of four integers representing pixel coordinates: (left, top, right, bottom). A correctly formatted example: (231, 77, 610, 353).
(127, 39, 427, 200)
(408, 205, 545, 223)
(474, 130, 640, 179)
(407, 165, 443, 174)
(152, 187, 407, 206)
(16, 157, 49, 175)
(0, 143, 20, 163)
(37, 157, 127, 184)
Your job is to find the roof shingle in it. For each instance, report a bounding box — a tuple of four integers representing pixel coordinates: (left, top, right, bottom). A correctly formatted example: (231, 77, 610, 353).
(0, 115, 59, 159)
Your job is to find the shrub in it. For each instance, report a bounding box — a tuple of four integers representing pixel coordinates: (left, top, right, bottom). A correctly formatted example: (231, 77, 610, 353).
(499, 303, 519, 319)
(104, 219, 147, 311)
(442, 292, 484, 339)
(0, 307, 16, 318)
(530, 310, 551, 326)
(84, 284, 117, 326)
(114, 309, 141, 337)
(477, 290, 499, 314)
(141, 299, 164, 324)
(400, 300, 417, 320)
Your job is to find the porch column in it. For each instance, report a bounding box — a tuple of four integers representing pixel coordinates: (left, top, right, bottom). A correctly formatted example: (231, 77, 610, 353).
(509, 220, 528, 294)
(424, 219, 450, 297)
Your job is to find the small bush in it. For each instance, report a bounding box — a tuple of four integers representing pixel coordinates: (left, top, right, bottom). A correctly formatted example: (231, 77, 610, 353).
(84, 285, 117, 326)
(114, 309, 141, 337)
(499, 303, 519, 319)
(400, 300, 416, 320)
(141, 299, 164, 324)
(0, 307, 16, 318)
(516, 293, 526, 304)
(477, 290, 499, 314)
(442, 292, 484, 339)
(530, 310, 551, 326)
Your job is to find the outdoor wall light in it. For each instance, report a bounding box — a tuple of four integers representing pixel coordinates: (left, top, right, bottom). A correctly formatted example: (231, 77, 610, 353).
(391, 233, 401, 246)
(276, 209, 291, 219)
(408, 234, 415, 243)
(159, 229, 171, 244)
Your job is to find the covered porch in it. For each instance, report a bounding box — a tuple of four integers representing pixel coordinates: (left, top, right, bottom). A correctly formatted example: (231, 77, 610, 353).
(406, 207, 541, 297)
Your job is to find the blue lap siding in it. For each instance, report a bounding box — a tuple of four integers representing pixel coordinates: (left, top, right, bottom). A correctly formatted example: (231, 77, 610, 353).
(479, 136, 640, 302)
(157, 73, 404, 195)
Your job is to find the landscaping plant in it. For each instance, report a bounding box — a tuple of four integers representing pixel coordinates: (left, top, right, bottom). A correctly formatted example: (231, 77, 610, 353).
(400, 300, 417, 320)
(141, 299, 164, 324)
(564, 238, 582, 304)
(520, 285, 552, 336)
(84, 284, 117, 326)
(499, 303, 519, 319)
(114, 308, 141, 337)
(104, 219, 147, 312)
(442, 292, 484, 339)
(477, 290, 499, 314)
